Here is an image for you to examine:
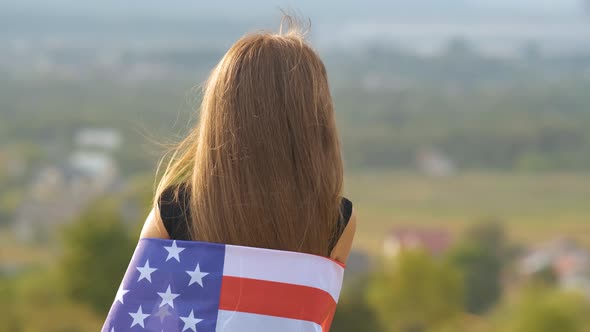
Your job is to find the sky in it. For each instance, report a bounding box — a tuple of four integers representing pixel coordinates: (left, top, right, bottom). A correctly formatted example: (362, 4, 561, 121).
(0, 0, 586, 55)
(0, 0, 585, 20)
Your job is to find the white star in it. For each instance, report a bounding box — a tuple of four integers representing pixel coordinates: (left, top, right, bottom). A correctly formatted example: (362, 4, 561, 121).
(114, 287, 129, 304)
(157, 285, 180, 308)
(129, 306, 150, 328)
(180, 310, 203, 332)
(164, 240, 185, 262)
(136, 260, 157, 283)
(155, 305, 172, 323)
(186, 264, 209, 287)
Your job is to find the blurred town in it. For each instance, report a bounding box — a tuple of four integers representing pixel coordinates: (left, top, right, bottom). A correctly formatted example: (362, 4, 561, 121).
(2, 1, 590, 331)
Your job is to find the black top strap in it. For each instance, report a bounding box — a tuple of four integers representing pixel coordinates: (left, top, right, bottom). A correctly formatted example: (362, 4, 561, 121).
(158, 186, 353, 252)
(158, 186, 192, 241)
(329, 197, 353, 251)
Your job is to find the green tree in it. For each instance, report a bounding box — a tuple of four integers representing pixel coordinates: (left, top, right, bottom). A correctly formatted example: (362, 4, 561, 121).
(448, 221, 505, 314)
(0, 277, 20, 332)
(463, 221, 506, 252)
(367, 251, 463, 332)
(332, 275, 384, 332)
(448, 244, 502, 314)
(494, 286, 590, 332)
(1, 271, 103, 332)
(58, 197, 135, 315)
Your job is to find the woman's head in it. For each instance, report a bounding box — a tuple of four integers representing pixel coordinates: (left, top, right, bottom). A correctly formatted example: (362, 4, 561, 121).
(156, 19, 343, 256)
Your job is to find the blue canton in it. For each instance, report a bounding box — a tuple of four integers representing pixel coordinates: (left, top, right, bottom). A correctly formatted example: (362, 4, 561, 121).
(103, 239, 226, 332)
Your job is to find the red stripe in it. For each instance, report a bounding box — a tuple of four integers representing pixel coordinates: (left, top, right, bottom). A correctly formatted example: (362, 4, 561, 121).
(219, 276, 337, 329)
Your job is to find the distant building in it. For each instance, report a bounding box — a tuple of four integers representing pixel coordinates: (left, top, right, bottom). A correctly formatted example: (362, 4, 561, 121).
(69, 150, 117, 179)
(519, 238, 590, 297)
(13, 129, 122, 242)
(75, 128, 122, 151)
(416, 149, 455, 177)
(383, 227, 453, 258)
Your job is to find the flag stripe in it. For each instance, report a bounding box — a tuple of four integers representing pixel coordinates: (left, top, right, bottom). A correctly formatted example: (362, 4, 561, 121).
(215, 310, 321, 332)
(223, 244, 344, 301)
(219, 276, 336, 328)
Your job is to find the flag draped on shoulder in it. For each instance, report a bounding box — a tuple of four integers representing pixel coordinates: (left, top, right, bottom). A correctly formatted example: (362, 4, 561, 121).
(102, 238, 345, 332)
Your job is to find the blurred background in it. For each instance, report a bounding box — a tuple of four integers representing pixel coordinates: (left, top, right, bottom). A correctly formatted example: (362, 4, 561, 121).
(1, 0, 590, 331)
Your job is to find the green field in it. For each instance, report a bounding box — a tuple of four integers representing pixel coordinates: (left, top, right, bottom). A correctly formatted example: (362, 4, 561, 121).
(3, 172, 590, 263)
(345, 172, 590, 254)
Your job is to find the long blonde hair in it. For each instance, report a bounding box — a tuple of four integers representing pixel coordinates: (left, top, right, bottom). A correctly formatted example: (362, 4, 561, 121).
(154, 19, 343, 256)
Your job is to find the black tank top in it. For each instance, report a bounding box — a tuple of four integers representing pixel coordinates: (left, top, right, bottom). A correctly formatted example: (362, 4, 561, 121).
(158, 186, 353, 254)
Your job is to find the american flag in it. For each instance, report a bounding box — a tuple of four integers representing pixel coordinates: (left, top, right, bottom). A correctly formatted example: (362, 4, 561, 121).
(102, 238, 344, 332)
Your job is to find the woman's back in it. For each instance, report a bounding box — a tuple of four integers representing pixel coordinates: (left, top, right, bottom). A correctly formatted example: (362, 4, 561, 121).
(107, 16, 357, 332)
(140, 20, 356, 260)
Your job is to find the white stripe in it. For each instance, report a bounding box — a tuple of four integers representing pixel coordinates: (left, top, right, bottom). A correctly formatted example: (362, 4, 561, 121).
(215, 310, 322, 332)
(223, 245, 344, 302)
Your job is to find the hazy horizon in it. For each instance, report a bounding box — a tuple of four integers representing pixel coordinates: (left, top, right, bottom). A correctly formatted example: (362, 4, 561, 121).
(0, 0, 587, 20)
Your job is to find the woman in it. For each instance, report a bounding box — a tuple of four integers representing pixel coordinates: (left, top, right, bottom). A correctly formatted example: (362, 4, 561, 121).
(104, 18, 356, 332)
(140, 19, 356, 264)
